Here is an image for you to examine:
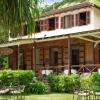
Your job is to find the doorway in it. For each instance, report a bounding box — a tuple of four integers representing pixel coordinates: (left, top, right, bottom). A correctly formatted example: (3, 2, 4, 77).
(50, 48, 58, 66)
(71, 45, 80, 65)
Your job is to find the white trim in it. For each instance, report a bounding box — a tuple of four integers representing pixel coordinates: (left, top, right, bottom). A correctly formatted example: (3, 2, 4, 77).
(0, 30, 100, 48)
(76, 36, 96, 42)
(94, 40, 100, 48)
(90, 34, 100, 38)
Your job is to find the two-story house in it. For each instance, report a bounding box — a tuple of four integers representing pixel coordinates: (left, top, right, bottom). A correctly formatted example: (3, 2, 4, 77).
(1, 2, 100, 75)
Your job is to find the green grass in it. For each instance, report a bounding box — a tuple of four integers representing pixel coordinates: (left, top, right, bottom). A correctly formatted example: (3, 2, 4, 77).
(0, 93, 76, 100)
(26, 93, 75, 100)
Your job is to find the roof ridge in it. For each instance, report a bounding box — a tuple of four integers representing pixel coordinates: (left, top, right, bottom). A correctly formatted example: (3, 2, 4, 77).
(41, 2, 94, 18)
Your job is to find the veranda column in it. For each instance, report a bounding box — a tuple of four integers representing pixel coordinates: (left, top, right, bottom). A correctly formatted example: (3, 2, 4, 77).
(58, 16, 61, 29)
(33, 42, 36, 73)
(18, 44, 19, 70)
(68, 35, 71, 74)
(93, 43, 95, 64)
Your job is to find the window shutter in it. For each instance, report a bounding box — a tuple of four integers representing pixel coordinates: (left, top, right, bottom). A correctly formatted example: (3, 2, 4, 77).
(86, 11, 90, 24)
(69, 15, 74, 27)
(76, 14, 80, 26)
(61, 17, 65, 29)
(55, 17, 59, 29)
(40, 20, 43, 32)
(43, 20, 46, 31)
(46, 19, 49, 31)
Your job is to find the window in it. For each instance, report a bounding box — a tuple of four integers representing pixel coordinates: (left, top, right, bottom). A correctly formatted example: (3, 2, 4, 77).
(50, 48, 58, 66)
(79, 12, 87, 26)
(49, 17, 55, 30)
(40, 20, 47, 31)
(35, 21, 40, 33)
(64, 15, 74, 28)
(76, 11, 90, 26)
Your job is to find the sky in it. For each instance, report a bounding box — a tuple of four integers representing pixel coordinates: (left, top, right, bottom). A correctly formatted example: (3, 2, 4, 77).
(45, 0, 62, 5)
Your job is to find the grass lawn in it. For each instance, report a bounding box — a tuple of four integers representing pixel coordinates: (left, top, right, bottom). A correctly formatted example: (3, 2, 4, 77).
(0, 93, 76, 100)
(26, 93, 75, 100)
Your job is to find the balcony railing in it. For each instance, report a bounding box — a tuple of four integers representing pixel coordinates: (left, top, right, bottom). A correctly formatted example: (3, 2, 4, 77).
(36, 64, 100, 76)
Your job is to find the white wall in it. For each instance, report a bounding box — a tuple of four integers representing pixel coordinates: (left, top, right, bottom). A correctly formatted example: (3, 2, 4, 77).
(93, 7, 100, 29)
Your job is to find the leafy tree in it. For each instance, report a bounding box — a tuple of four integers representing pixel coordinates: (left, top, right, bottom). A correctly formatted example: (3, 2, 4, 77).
(0, 0, 42, 37)
(42, 0, 100, 14)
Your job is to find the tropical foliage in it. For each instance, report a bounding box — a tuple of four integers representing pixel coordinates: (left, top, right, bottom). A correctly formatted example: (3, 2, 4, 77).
(42, 0, 100, 14)
(0, 55, 8, 69)
(47, 74, 80, 93)
(0, 70, 34, 86)
(0, 0, 42, 40)
(25, 82, 49, 94)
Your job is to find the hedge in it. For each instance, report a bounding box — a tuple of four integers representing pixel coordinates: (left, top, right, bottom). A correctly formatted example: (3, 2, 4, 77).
(80, 73, 100, 92)
(47, 74, 80, 93)
(0, 70, 34, 86)
(47, 73, 100, 93)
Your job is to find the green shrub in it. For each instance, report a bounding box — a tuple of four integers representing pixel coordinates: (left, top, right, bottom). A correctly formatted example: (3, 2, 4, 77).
(47, 74, 62, 92)
(25, 82, 49, 94)
(90, 73, 100, 86)
(64, 74, 80, 93)
(80, 76, 91, 89)
(0, 70, 34, 86)
(80, 73, 100, 92)
(0, 55, 8, 69)
(90, 73, 100, 92)
(12, 70, 34, 86)
(47, 74, 80, 93)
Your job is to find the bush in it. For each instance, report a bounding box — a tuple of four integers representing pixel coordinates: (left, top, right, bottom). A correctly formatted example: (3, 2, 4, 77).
(80, 73, 100, 92)
(47, 74, 64, 92)
(90, 73, 100, 92)
(80, 76, 91, 89)
(47, 74, 80, 93)
(25, 82, 49, 94)
(90, 73, 100, 86)
(12, 70, 34, 86)
(64, 74, 80, 93)
(0, 70, 34, 86)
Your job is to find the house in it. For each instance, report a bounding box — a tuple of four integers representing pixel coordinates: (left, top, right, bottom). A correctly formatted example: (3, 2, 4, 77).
(1, 2, 100, 75)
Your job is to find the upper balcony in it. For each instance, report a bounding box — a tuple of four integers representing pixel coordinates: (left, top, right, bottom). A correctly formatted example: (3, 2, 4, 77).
(9, 2, 100, 41)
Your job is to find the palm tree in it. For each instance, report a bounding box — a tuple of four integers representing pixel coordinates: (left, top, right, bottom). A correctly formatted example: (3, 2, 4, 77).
(0, 0, 43, 71)
(0, 0, 42, 36)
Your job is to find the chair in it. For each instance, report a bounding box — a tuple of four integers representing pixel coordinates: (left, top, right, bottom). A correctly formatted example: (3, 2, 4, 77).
(63, 69, 69, 75)
(10, 85, 25, 99)
(73, 88, 80, 100)
(71, 69, 77, 74)
(98, 68, 100, 74)
(90, 85, 100, 100)
(76, 88, 90, 100)
(82, 73, 91, 77)
(0, 86, 10, 100)
(93, 92, 100, 100)
(42, 70, 53, 76)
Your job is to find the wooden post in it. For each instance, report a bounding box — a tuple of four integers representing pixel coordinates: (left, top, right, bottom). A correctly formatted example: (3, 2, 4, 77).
(68, 35, 71, 74)
(18, 44, 19, 70)
(93, 43, 95, 64)
(33, 42, 36, 73)
(58, 16, 61, 29)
